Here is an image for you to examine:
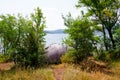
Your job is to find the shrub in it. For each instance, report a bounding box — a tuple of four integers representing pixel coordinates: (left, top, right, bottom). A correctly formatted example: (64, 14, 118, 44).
(62, 14, 96, 63)
(61, 48, 93, 64)
(0, 54, 10, 63)
(110, 48, 120, 60)
(61, 49, 77, 63)
(0, 7, 46, 68)
(96, 52, 110, 62)
(12, 7, 46, 68)
(95, 48, 120, 61)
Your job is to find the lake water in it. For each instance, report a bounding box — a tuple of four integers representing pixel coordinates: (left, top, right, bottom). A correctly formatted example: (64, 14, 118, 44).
(0, 34, 68, 52)
(45, 34, 67, 47)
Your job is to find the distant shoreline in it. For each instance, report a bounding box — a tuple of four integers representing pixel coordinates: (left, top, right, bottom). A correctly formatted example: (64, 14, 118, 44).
(45, 29, 65, 34)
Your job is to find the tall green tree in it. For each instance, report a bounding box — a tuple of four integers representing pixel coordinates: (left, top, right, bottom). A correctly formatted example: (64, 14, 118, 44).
(0, 14, 17, 54)
(0, 7, 46, 68)
(113, 23, 120, 48)
(63, 14, 96, 62)
(77, 0, 120, 50)
(14, 7, 46, 67)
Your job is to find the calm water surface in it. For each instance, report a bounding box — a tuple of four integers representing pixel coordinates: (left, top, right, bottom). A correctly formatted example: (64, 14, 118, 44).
(45, 34, 67, 46)
(0, 34, 68, 52)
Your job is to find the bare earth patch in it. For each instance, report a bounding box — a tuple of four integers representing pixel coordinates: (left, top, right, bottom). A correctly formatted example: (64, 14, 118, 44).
(53, 68, 64, 80)
(52, 64, 66, 80)
(0, 62, 14, 71)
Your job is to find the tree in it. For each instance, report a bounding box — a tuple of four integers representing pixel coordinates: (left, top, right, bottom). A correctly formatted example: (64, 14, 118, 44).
(14, 7, 46, 68)
(77, 0, 120, 50)
(62, 14, 96, 62)
(113, 23, 120, 48)
(0, 7, 46, 68)
(0, 14, 17, 54)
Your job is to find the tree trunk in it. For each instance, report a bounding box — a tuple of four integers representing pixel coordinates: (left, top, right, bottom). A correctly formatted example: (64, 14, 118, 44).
(102, 26, 108, 51)
(108, 29, 116, 49)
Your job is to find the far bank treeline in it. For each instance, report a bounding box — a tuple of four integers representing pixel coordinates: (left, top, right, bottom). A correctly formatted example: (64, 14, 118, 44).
(0, 0, 120, 68)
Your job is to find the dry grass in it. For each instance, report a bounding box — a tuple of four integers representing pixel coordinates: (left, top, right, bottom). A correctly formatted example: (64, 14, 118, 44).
(62, 66, 119, 80)
(0, 68, 55, 80)
(0, 63, 55, 80)
(108, 61, 120, 78)
(61, 60, 120, 80)
(0, 61, 120, 80)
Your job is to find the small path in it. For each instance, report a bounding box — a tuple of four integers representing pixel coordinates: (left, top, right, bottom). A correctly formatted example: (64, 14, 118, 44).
(52, 64, 66, 80)
(53, 68, 64, 80)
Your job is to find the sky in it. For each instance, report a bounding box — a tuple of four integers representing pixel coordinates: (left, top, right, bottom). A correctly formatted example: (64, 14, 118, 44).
(0, 0, 85, 30)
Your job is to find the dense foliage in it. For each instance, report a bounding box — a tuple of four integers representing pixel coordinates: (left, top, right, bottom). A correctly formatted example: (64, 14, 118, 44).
(77, 0, 120, 50)
(62, 14, 98, 62)
(0, 7, 46, 68)
(0, 0, 120, 66)
(62, 0, 120, 63)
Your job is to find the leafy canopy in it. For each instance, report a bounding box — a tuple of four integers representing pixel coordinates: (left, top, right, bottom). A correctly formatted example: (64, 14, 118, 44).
(0, 7, 46, 68)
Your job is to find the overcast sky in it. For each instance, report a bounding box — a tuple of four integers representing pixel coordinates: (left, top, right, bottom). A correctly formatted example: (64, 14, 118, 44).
(0, 0, 85, 30)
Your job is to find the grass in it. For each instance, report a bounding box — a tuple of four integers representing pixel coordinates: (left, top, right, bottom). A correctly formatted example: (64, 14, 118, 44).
(0, 67, 55, 80)
(62, 66, 119, 80)
(0, 61, 120, 80)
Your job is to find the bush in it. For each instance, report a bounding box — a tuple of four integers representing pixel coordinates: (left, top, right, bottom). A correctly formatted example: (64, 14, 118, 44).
(61, 48, 93, 64)
(110, 48, 120, 60)
(0, 7, 46, 68)
(95, 50, 111, 62)
(13, 21, 46, 68)
(61, 49, 77, 63)
(62, 14, 95, 63)
(75, 49, 93, 62)
(95, 48, 120, 62)
(0, 54, 10, 63)
(13, 48, 46, 68)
